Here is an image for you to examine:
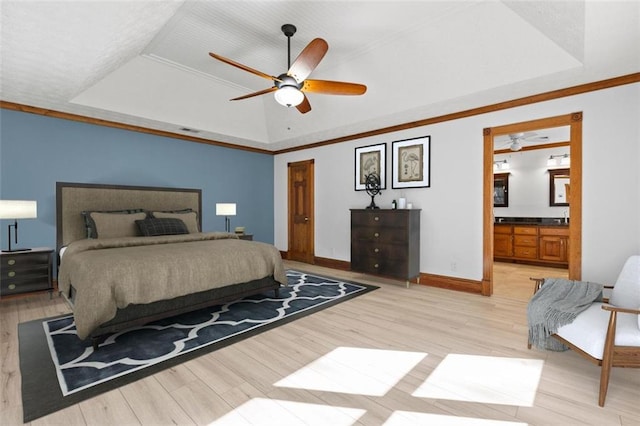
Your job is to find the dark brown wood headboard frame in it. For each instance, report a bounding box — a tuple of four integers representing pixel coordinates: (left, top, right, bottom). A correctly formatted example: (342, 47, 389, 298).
(56, 182, 202, 251)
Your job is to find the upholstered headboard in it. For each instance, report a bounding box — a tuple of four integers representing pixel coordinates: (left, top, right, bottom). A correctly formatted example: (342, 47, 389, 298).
(56, 182, 202, 250)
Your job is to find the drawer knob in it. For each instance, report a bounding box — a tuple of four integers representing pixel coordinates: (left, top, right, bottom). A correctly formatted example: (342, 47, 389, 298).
(374, 232, 379, 237)
(374, 264, 379, 268)
(8, 271, 16, 277)
(374, 216, 379, 221)
(374, 248, 379, 253)
(7, 259, 16, 266)
(8, 284, 16, 290)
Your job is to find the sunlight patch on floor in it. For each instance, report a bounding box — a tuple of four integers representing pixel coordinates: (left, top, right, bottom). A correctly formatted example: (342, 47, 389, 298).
(209, 397, 365, 425)
(384, 411, 528, 425)
(274, 346, 427, 396)
(412, 354, 543, 406)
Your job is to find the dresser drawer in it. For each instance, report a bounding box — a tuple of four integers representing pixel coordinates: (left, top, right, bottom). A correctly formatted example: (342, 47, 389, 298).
(1, 276, 51, 295)
(351, 256, 408, 278)
(351, 211, 410, 228)
(1, 264, 50, 280)
(351, 242, 408, 260)
(514, 235, 537, 247)
(514, 246, 538, 259)
(3, 252, 51, 269)
(351, 226, 408, 244)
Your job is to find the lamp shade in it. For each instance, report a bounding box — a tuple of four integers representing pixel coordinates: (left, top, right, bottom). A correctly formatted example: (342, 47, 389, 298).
(274, 86, 304, 107)
(216, 203, 236, 216)
(0, 200, 37, 219)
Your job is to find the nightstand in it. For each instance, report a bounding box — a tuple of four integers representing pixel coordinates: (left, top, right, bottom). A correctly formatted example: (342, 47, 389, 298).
(237, 234, 253, 241)
(1, 247, 54, 298)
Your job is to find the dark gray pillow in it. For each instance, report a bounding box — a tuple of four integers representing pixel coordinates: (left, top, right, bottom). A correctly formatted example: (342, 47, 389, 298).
(136, 218, 189, 237)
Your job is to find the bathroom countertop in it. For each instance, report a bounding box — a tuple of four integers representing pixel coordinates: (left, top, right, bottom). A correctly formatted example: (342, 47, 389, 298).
(494, 217, 569, 226)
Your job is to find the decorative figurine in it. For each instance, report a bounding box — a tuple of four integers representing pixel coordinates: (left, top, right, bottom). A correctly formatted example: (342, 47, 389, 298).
(365, 173, 382, 209)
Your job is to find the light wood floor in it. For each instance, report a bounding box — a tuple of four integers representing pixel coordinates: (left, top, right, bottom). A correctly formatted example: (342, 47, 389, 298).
(492, 261, 569, 301)
(1, 261, 638, 425)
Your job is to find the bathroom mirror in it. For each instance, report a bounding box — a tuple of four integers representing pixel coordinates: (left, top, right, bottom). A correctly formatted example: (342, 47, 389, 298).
(549, 168, 570, 206)
(493, 173, 509, 207)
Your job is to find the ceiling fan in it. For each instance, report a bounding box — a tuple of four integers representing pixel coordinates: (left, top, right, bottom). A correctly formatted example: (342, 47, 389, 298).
(499, 132, 549, 151)
(208, 24, 367, 114)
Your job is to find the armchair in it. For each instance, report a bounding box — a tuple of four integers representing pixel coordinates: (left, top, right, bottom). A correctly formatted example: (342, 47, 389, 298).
(529, 255, 640, 406)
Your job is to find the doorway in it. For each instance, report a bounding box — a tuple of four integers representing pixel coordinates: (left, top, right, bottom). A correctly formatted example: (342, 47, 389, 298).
(287, 159, 315, 263)
(482, 113, 583, 296)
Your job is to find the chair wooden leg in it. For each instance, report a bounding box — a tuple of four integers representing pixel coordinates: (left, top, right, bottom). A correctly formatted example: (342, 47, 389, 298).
(598, 310, 617, 407)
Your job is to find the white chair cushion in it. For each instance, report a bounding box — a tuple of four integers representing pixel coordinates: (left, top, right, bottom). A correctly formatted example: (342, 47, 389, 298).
(556, 302, 640, 360)
(609, 255, 640, 309)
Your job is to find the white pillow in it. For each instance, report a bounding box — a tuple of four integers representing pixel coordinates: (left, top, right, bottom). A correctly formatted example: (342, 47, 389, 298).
(609, 255, 640, 309)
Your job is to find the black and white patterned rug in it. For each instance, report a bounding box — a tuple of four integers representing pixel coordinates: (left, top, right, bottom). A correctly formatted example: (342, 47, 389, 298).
(19, 270, 377, 422)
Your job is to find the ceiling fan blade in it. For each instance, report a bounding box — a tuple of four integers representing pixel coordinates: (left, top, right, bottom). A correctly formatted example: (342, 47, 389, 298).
(302, 79, 367, 96)
(296, 94, 311, 114)
(209, 52, 281, 83)
(288, 38, 328, 83)
(230, 87, 277, 101)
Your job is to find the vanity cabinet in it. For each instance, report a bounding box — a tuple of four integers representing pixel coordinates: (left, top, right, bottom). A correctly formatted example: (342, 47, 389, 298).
(351, 209, 420, 286)
(539, 227, 569, 263)
(513, 226, 538, 260)
(493, 224, 568, 267)
(493, 224, 512, 258)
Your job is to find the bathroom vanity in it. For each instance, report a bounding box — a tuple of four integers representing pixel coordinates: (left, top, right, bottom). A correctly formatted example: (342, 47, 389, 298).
(494, 218, 569, 268)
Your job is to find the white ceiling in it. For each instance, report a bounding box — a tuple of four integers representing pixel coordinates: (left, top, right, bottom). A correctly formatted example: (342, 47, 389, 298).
(1, 1, 639, 152)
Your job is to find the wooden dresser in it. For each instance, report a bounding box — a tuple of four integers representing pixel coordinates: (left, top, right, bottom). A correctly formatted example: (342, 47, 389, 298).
(350, 209, 420, 287)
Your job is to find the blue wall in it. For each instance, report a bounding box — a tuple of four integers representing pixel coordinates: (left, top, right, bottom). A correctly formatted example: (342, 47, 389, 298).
(0, 109, 274, 251)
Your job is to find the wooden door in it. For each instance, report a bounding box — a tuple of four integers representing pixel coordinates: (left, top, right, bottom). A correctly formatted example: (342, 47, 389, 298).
(288, 160, 314, 263)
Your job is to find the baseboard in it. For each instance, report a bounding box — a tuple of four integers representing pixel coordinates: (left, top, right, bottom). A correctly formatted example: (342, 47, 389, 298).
(313, 256, 351, 271)
(419, 272, 484, 295)
(280, 252, 483, 295)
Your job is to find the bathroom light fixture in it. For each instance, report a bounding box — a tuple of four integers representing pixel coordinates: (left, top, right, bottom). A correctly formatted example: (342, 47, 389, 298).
(547, 154, 570, 167)
(493, 159, 509, 171)
(274, 86, 304, 107)
(0, 200, 37, 252)
(216, 203, 236, 233)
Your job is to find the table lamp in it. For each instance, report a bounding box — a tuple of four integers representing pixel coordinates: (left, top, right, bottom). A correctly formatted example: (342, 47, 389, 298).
(0, 200, 38, 252)
(215, 203, 236, 233)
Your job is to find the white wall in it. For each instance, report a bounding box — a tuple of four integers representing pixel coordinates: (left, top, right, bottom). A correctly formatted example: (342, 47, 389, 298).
(274, 83, 640, 285)
(494, 146, 571, 218)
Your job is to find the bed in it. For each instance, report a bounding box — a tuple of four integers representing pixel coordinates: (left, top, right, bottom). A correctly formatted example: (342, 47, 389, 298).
(56, 182, 286, 347)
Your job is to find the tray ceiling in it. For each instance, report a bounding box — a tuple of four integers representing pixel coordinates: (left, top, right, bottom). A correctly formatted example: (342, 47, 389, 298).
(1, 1, 638, 152)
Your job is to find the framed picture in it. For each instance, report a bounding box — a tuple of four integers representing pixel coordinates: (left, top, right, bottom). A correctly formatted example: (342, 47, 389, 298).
(354, 143, 386, 191)
(392, 135, 430, 188)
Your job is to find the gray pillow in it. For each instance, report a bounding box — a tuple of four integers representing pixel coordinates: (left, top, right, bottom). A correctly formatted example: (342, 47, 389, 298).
(151, 209, 199, 233)
(83, 211, 147, 239)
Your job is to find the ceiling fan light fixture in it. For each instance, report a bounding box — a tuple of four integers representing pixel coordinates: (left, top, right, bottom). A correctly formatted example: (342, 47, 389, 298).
(274, 86, 304, 107)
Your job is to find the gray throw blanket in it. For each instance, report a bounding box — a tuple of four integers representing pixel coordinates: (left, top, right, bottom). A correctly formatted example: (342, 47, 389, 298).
(527, 278, 603, 351)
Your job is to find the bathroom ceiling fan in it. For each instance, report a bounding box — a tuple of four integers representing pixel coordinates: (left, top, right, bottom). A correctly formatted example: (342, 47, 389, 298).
(208, 24, 367, 114)
(498, 132, 549, 151)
